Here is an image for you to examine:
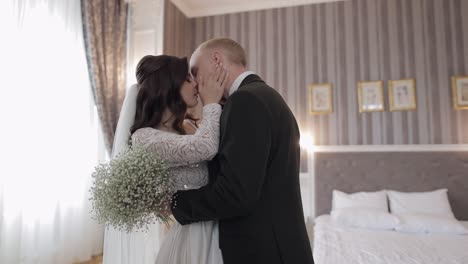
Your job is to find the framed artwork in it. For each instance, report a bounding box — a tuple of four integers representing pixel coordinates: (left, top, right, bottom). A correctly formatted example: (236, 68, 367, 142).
(309, 83, 333, 114)
(389, 79, 417, 111)
(358, 80, 385, 112)
(452, 76, 468, 110)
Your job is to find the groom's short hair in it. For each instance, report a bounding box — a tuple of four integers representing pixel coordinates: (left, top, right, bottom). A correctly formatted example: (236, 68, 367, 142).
(199, 38, 247, 67)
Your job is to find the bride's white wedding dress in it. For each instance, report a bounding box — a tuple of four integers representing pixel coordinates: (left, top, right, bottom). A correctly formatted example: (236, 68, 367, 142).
(130, 103, 224, 264)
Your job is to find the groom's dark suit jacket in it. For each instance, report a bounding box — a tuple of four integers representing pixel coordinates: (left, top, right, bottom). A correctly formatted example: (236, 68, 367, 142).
(172, 74, 314, 264)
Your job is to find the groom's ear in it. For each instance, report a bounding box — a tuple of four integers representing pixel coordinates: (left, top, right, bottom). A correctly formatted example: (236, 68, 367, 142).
(211, 51, 223, 65)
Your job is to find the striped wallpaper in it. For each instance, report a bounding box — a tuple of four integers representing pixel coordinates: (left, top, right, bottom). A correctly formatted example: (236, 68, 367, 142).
(163, 0, 192, 58)
(164, 0, 468, 145)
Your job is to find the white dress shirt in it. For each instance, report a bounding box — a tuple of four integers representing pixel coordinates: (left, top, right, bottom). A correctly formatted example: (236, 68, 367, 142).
(228, 71, 255, 96)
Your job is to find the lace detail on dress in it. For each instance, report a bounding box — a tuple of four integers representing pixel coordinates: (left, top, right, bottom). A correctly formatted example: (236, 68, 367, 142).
(131, 104, 221, 191)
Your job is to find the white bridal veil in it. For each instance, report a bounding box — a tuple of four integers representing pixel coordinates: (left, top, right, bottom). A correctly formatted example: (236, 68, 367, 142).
(103, 84, 164, 264)
(112, 84, 139, 158)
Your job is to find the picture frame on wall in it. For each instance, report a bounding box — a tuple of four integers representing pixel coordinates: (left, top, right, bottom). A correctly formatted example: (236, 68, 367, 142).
(452, 76, 468, 110)
(358, 80, 385, 112)
(309, 83, 333, 114)
(389, 78, 417, 111)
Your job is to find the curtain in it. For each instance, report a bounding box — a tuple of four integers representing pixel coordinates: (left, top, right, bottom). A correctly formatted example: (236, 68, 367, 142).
(0, 0, 105, 263)
(81, 0, 128, 153)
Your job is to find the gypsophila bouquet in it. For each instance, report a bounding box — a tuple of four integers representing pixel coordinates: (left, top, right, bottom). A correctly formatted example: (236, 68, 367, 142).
(89, 145, 173, 232)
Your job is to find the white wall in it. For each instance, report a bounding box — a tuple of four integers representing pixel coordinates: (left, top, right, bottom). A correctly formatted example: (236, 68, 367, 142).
(127, 0, 165, 86)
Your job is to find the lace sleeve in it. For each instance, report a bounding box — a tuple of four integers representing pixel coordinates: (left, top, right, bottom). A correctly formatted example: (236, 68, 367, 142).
(131, 103, 221, 167)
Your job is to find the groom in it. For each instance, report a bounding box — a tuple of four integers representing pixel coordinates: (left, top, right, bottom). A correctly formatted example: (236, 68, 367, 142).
(171, 38, 314, 264)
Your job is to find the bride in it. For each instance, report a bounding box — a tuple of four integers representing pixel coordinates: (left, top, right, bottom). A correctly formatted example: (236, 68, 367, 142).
(103, 54, 227, 264)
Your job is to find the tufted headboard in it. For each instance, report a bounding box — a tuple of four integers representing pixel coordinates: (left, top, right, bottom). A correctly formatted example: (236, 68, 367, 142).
(314, 151, 468, 220)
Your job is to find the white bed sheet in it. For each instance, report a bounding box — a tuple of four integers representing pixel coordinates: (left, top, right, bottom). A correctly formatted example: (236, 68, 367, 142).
(313, 215, 468, 264)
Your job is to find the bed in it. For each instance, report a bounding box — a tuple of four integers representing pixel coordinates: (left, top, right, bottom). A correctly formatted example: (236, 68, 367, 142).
(313, 151, 468, 264)
(314, 215, 468, 264)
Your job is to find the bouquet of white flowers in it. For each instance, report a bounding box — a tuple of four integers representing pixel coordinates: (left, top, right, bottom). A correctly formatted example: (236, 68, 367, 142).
(89, 145, 173, 232)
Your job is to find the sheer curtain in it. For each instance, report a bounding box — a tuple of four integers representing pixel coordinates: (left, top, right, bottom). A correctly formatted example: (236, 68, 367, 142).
(0, 0, 105, 263)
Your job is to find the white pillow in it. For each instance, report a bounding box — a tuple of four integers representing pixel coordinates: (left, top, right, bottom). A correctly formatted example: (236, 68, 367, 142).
(387, 189, 455, 218)
(395, 213, 468, 234)
(332, 190, 388, 212)
(331, 208, 400, 230)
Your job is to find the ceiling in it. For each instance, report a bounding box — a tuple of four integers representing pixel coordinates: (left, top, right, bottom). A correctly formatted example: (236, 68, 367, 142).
(170, 0, 347, 18)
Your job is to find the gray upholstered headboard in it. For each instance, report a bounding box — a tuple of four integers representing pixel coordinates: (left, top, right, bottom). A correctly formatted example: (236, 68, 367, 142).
(315, 151, 468, 220)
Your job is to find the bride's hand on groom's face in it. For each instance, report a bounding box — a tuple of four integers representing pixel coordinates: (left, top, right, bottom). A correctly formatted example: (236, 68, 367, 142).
(197, 63, 228, 105)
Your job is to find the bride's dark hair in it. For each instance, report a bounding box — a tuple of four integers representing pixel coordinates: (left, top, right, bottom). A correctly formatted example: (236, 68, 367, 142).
(130, 55, 189, 135)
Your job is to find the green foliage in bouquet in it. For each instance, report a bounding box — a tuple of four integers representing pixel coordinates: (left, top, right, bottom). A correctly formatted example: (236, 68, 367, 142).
(90, 146, 173, 232)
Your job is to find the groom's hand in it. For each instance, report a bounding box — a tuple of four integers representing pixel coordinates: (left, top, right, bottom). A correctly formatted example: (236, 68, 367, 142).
(170, 191, 198, 225)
